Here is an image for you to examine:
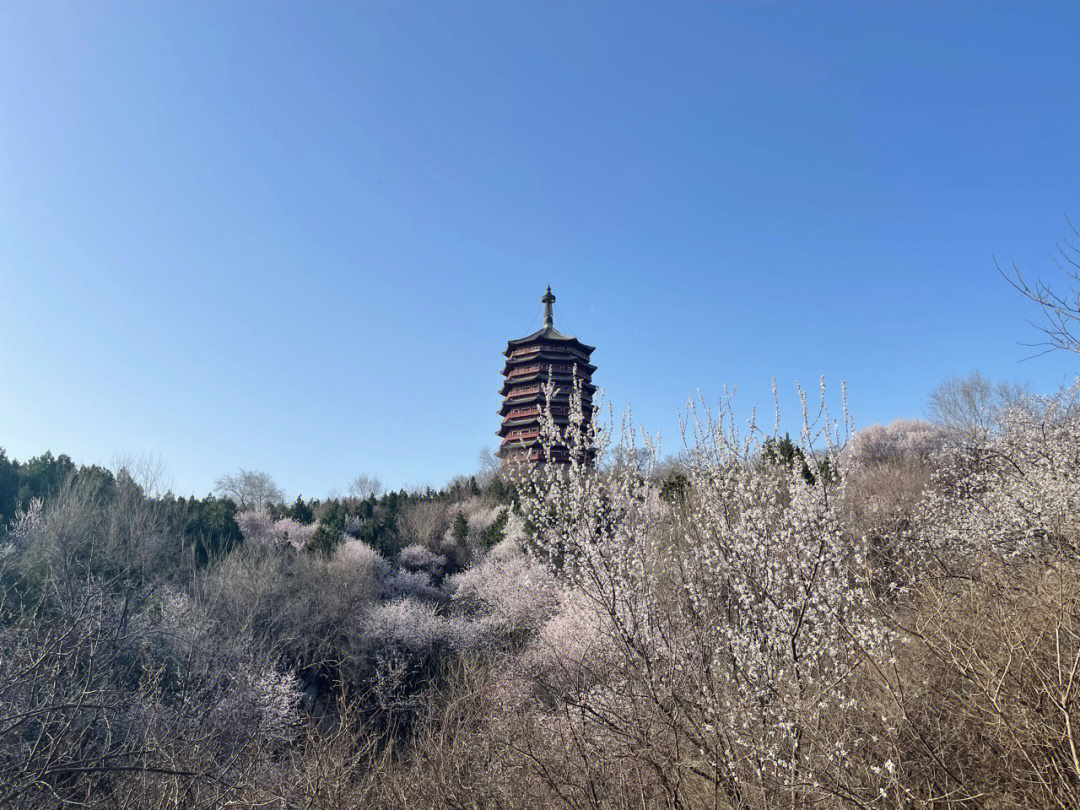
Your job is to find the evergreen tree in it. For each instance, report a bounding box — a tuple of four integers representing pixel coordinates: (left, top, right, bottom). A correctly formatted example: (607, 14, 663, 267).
(286, 496, 314, 524)
(451, 512, 469, 545)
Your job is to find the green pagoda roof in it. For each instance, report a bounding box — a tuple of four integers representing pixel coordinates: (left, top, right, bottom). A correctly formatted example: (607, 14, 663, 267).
(504, 287, 595, 353)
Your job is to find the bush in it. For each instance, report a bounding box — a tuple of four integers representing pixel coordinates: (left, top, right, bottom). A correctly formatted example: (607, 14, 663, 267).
(479, 508, 509, 551)
(396, 500, 451, 552)
(505, 380, 896, 807)
(447, 542, 558, 643)
(397, 543, 447, 580)
(0, 489, 298, 808)
(7, 379, 1080, 809)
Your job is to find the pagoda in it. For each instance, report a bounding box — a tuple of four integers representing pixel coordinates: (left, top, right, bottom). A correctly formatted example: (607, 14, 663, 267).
(498, 287, 596, 464)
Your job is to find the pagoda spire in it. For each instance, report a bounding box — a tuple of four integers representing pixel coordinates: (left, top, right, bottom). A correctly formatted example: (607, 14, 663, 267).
(542, 286, 555, 327)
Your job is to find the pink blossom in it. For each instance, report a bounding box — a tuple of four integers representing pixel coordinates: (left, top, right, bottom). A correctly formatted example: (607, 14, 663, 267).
(447, 552, 558, 635)
(333, 538, 391, 581)
(397, 543, 447, 578)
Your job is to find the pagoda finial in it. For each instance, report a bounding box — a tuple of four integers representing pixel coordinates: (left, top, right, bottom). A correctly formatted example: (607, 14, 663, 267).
(542, 285, 555, 327)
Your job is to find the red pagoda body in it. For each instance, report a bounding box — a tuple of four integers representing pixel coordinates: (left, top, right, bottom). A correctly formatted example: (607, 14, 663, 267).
(498, 288, 596, 464)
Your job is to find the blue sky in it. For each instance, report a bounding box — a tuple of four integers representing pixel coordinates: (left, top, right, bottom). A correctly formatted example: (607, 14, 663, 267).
(1, 1, 1078, 497)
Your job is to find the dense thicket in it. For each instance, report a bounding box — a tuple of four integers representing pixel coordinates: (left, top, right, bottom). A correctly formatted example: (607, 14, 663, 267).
(4, 379, 1080, 808)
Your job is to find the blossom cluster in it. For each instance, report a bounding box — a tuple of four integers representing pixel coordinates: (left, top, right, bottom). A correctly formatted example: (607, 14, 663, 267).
(919, 381, 1080, 568)
(236, 509, 318, 550)
(509, 377, 895, 799)
(843, 418, 944, 469)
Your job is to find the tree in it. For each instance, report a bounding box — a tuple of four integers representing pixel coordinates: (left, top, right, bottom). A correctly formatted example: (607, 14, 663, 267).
(174, 495, 243, 566)
(479, 508, 508, 550)
(348, 473, 383, 501)
(451, 512, 469, 545)
(285, 496, 314, 525)
(0, 449, 18, 530)
(476, 447, 500, 474)
(1001, 216, 1080, 356)
(928, 371, 1027, 445)
(762, 432, 818, 484)
(213, 469, 284, 510)
(16, 451, 76, 505)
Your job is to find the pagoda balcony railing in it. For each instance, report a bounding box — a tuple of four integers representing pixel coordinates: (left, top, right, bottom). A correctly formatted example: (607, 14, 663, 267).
(501, 447, 542, 462)
(505, 406, 540, 420)
(547, 363, 577, 375)
(508, 364, 542, 377)
(502, 447, 572, 463)
(508, 363, 578, 378)
(508, 364, 541, 377)
(504, 428, 541, 442)
(507, 385, 542, 398)
(505, 406, 570, 420)
(510, 344, 589, 360)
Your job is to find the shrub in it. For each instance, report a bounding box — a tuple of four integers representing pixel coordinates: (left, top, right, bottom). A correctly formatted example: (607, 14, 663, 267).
(840, 420, 946, 576)
(447, 544, 558, 642)
(479, 508, 509, 551)
(509, 379, 895, 807)
(397, 543, 447, 581)
(333, 537, 392, 581)
(918, 384, 1080, 568)
(396, 501, 451, 552)
(237, 509, 319, 551)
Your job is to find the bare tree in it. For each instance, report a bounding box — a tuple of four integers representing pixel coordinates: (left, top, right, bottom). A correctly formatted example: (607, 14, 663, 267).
(1000, 217, 1080, 356)
(111, 452, 172, 497)
(476, 447, 500, 474)
(214, 469, 284, 510)
(348, 473, 383, 501)
(927, 371, 1027, 445)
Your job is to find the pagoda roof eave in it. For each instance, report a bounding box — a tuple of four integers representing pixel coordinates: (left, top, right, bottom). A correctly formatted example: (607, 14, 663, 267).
(504, 325, 595, 353)
(504, 351, 595, 366)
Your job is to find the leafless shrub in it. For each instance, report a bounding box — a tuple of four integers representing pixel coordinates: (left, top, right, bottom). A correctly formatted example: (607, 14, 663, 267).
(395, 500, 451, 552)
(0, 490, 295, 809)
(195, 541, 382, 698)
(840, 420, 946, 577)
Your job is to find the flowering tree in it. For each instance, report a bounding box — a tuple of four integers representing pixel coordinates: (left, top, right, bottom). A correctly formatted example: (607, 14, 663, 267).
(916, 382, 1080, 570)
(236, 508, 318, 551)
(509, 377, 895, 806)
(869, 380, 1080, 807)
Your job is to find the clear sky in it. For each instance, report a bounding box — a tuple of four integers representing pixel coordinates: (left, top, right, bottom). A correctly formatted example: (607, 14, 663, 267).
(2, 1, 1078, 497)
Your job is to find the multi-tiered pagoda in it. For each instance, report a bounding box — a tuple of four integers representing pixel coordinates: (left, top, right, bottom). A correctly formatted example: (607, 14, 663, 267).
(498, 287, 596, 464)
